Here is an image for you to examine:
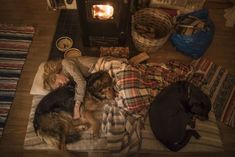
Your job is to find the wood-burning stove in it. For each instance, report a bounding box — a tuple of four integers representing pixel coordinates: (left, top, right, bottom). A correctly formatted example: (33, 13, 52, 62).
(78, 0, 131, 47)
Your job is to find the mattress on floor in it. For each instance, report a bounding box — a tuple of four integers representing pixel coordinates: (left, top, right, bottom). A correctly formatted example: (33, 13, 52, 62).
(24, 95, 224, 152)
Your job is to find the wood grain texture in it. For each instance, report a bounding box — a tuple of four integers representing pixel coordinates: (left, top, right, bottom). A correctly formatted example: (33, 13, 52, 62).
(0, 0, 234, 157)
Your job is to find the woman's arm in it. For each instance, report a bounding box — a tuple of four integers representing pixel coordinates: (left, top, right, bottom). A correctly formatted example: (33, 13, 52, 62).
(62, 59, 86, 103)
(62, 59, 87, 119)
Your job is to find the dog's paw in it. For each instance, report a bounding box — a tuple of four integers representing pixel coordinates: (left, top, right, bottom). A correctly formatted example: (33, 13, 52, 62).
(188, 119, 196, 129)
(91, 127, 100, 139)
(76, 124, 89, 131)
(92, 134, 98, 139)
(92, 132, 100, 139)
(193, 131, 201, 139)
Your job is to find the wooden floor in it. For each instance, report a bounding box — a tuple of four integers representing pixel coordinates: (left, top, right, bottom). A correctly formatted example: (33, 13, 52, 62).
(0, 0, 235, 157)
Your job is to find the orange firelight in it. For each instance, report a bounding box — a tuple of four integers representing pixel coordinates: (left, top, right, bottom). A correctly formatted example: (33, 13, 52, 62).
(92, 4, 114, 20)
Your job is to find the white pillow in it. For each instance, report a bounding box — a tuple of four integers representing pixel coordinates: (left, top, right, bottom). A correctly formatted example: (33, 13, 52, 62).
(30, 62, 50, 95)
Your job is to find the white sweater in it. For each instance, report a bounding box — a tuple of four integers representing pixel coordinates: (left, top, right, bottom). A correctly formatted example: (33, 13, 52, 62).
(62, 56, 98, 103)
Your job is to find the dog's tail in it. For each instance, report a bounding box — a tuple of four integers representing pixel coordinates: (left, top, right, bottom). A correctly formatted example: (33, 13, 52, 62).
(164, 129, 200, 152)
(36, 124, 81, 150)
(35, 112, 81, 150)
(33, 112, 40, 135)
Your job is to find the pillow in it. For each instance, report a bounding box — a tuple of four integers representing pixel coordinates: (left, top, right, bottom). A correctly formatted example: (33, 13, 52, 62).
(30, 62, 50, 95)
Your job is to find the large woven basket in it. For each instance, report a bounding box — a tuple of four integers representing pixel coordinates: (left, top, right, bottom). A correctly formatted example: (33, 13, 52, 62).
(132, 8, 174, 53)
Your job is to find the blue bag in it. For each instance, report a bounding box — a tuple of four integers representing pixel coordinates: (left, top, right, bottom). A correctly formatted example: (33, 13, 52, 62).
(171, 9, 215, 59)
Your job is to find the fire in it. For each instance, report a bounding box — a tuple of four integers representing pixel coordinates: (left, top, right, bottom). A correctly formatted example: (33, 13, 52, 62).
(92, 4, 114, 20)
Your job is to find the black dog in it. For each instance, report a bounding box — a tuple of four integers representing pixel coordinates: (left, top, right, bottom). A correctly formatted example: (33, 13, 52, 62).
(149, 81, 211, 151)
(33, 81, 81, 150)
(33, 80, 100, 150)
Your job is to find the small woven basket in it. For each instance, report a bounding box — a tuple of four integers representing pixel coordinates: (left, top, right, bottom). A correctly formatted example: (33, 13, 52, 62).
(132, 8, 174, 53)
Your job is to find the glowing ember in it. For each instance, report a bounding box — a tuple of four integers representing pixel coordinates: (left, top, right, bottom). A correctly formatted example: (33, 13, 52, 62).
(92, 4, 114, 20)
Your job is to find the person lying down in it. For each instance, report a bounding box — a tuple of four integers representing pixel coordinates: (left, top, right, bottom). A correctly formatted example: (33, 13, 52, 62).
(33, 71, 113, 150)
(33, 56, 207, 153)
(33, 57, 126, 150)
(42, 56, 127, 120)
(42, 56, 99, 120)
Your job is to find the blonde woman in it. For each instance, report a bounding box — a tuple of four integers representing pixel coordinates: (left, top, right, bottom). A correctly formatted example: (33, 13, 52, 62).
(43, 56, 98, 119)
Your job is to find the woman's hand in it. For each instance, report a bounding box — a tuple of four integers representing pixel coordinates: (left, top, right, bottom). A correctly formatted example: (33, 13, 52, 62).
(73, 101, 81, 119)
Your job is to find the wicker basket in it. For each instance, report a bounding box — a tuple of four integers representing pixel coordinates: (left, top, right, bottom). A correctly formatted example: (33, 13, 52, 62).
(132, 8, 174, 53)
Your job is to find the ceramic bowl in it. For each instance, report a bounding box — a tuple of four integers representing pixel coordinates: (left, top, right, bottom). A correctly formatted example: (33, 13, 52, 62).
(56, 36, 73, 52)
(64, 48, 82, 58)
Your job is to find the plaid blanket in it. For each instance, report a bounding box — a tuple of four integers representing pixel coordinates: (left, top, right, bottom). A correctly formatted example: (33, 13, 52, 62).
(115, 60, 197, 115)
(92, 57, 200, 155)
(102, 102, 142, 155)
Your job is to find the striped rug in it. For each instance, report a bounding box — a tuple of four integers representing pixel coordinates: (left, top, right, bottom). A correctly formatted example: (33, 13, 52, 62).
(192, 58, 235, 128)
(0, 24, 35, 138)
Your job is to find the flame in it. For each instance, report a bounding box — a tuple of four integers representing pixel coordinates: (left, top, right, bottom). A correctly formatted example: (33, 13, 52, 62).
(92, 4, 114, 20)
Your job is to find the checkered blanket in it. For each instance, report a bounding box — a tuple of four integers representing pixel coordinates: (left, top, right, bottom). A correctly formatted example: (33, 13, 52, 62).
(92, 57, 200, 155)
(102, 102, 142, 155)
(115, 60, 197, 115)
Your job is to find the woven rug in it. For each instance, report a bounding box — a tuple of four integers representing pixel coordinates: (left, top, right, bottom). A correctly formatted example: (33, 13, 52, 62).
(192, 58, 235, 128)
(0, 23, 35, 138)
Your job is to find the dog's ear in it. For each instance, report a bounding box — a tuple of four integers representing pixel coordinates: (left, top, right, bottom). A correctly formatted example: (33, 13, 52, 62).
(189, 97, 211, 120)
(87, 71, 112, 100)
(188, 84, 211, 120)
(190, 101, 203, 114)
(92, 92, 106, 100)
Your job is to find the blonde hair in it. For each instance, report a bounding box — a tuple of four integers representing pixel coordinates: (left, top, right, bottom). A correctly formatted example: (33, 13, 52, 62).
(43, 59, 62, 90)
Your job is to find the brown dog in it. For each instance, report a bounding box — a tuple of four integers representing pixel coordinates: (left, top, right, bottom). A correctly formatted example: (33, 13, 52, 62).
(87, 71, 115, 100)
(33, 81, 101, 150)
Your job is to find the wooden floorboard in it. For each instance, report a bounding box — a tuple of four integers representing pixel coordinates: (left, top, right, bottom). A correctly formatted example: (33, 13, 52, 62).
(0, 0, 235, 157)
